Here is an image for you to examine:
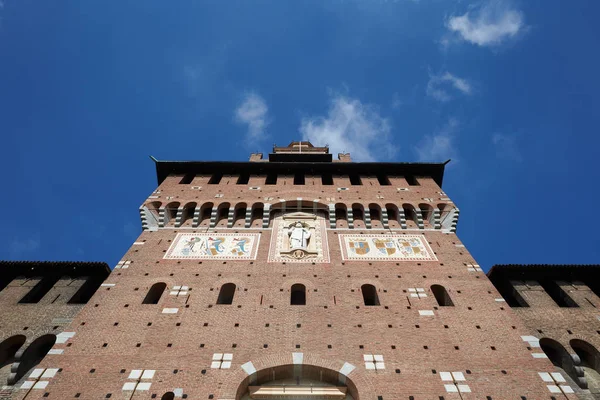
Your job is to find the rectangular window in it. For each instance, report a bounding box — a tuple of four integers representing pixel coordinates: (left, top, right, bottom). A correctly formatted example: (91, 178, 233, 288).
(321, 173, 333, 185)
(179, 173, 195, 184)
(265, 173, 277, 185)
(349, 174, 362, 185)
(405, 175, 420, 186)
(237, 173, 250, 185)
(376, 174, 391, 186)
(208, 173, 222, 185)
(294, 173, 305, 185)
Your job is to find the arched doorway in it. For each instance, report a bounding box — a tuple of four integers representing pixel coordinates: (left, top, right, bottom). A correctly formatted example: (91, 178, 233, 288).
(236, 364, 358, 400)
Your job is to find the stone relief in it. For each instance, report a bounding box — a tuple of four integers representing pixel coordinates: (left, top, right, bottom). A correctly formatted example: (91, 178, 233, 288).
(268, 212, 330, 263)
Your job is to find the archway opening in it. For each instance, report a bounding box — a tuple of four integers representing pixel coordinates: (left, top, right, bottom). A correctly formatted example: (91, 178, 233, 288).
(0, 335, 26, 385)
(236, 364, 358, 400)
(571, 339, 600, 394)
(12, 334, 56, 384)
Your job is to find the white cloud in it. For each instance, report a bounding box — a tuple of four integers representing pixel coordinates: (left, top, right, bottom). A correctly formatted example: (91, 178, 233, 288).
(446, 0, 525, 47)
(9, 234, 40, 258)
(414, 118, 459, 162)
(427, 71, 472, 102)
(299, 94, 396, 162)
(234, 92, 270, 141)
(492, 133, 521, 161)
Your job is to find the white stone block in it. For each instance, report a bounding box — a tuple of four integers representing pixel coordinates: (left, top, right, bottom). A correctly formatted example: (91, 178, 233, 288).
(339, 362, 355, 376)
(141, 370, 155, 379)
(551, 372, 565, 383)
(364, 362, 376, 370)
(363, 354, 374, 361)
(547, 385, 561, 393)
(457, 384, 471, 393)
(173, 388, 184, 397)
(128, 370, 143, 379)
(416, 288, 425, 292)
(532, 353, 548, 358)
(136, 382, 151, 391)
(444, 384, 458, 393)
(521, 336, 538, 342)
(374, 354, 384, 362)
(211, 361, 221, 369)
(173, 286, 181, 290)
(292, 352, 303, 364)
(410, 293, 419, 298)
(101, 283, 115, 287)
(33, 381, 48, 389)
(561, 385, 574, 393)
(223, 353, 233, 360)
(408, 288, 416, 292)
(213, 353, 223, 360)
(48, 349, 64, 355)
(181, 286, 189, 290)
(452, 372, 465, 381)
(538, 372, 552, 382)
(20, 381, 35, 389)
(29, 369, 44, 379)
(162, 308, 179, 314)
(375, 362, 385, 369)
(494, 298, 505, 302)
(241, 361, 256, 375)
(179, 291, 188, 296)
(170, 291, 179, 295)
(42, 368, 59, 378)
(440, 372, 453, 381)
(221, 361, 231, 369)
(419, 310, 435, 316)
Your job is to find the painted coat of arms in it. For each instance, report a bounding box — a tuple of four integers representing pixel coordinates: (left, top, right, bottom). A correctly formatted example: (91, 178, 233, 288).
(339, 234, 437, 261)
(165, 233, 260, 260)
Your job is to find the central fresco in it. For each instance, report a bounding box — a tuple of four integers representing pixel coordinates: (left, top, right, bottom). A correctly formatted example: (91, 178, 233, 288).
(339, 234, 437, 261)
(164, 233, 260, 260)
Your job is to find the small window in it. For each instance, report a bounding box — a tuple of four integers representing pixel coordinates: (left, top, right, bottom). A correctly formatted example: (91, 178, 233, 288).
(217, 283, 236, 305)
(376, 174, 391, 186)
(208, 173, 222, 184)
(142, 283, 166, 304)
(431, 285, 454, 306)
(265, 173, 277, 185)
(362, 284, 380, 306)
(291, 284, 306, 305)
(179, 173, 195, 184)
(349, 174, 362, 185)
(237, 173, 250, 185)
(405, 175, 420, 186)
(321, 173, 333, 185)
(294, 173, 305, 185)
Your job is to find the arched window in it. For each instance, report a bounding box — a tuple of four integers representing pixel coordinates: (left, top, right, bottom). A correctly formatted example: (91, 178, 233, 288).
(199, 202, 214, 226)
(181, 202, 197, 226)
(217, 283, 236, 305)
(165, 202, 180, 226)
(386, 204, 400, 229)
(539, 338, 579, 388)
(335, 204, 347, 228)
(251, 203, 264, 227)
(431, 285, 454, 306)
(233, 203, 247, 227)
(161, 392, 175, 400)
(419, 204, 433, 226)
(142, 282, 166, 304)
(352, 204, 365, 228)
(369, 204, 382, 228)
(0, 335, 26, 383)
(291, 284, 306, 305)
(403, 204, 418, 228)
(148, 201, 162, 221)
(571, 339, 600, 391)
(216, 203, 230, 227)
(361, 284, 380, 306)
(12, 334, 56, 384)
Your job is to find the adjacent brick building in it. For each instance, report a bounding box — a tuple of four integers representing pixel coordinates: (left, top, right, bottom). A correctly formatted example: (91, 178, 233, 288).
(2, 141, 599, 399)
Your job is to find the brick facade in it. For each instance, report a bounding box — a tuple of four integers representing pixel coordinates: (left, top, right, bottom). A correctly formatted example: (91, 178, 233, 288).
(3, 142, 593, 399)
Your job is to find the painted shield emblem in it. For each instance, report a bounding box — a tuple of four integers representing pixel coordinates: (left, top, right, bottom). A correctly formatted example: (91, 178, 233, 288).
(349, 240, 370, 255)
(372, 239, 396, 256)
(398, 240, 422, 257)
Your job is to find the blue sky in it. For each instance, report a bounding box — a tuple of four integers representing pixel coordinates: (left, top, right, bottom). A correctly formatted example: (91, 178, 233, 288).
(1, 0, 599, 271)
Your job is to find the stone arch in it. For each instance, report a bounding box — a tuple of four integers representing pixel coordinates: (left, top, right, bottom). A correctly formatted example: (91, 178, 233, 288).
(147, 201, 162, 220)
(352, 204, 365, 229)
(216, 202, 231, 227)
(368, 203, 383, 229)
(361, 284, 380, 306)
(199, 202, 214, 227)
(570, 339, 600, 393)
(403, 203, 418, 228)
(227, 352, 364, 400)
(419, 203, 434, 227)
(540, 338, 582, 388)
(9, 334, 56, 384)
(181, 202, 197, 226)
(385, 203, 400, 229)
(335, 203, 348, 229)
(233, 203, 247, 227)
(165, 202, 181, 226)
(161, 392, 175, 400)
(250, 203, 264, 228)
(0, 335, 26, 385)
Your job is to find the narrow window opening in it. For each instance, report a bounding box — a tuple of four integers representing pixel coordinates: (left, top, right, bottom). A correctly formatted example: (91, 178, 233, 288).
(291, 284, 306, 305)
(405, 175, 420, 186)
(361, 284, 380, 306)
(321, 173, 333, 185)
(217, 283, 236, 305)
(179, 173, 195, 184)
(349, 174, 362, 185)
(376, 174, 391, 186)
(142, 282, 166, 304)
(265, 173, 277, 185)
(208, 173, 222, 184)
(236, 173, 250, 185)
(294, 173, 305, 185)
(431, 285, 454, 306)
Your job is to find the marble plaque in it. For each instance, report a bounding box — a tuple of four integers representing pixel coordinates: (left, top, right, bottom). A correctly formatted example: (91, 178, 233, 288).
(164, 233, 260, 260)
(339, 234, 437, 261)
(268, 212, 330, 263)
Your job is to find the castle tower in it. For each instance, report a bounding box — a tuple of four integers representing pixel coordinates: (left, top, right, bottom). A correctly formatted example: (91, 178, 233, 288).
(18, 142, 566, 399)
